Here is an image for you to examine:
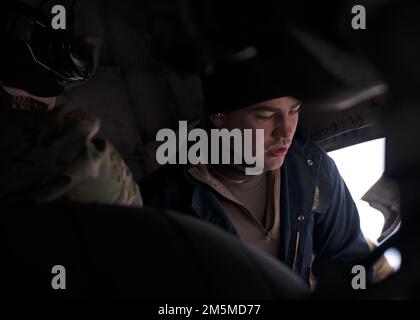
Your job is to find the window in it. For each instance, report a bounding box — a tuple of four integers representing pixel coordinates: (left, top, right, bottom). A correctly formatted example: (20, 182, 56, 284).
(328, 138, 386, 245)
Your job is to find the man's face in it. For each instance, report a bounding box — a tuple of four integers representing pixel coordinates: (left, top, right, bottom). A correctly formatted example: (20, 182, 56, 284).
(211, 96, 301, 171)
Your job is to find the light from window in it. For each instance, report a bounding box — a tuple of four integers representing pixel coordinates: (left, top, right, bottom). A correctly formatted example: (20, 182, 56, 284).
(328, 138, 386, 245)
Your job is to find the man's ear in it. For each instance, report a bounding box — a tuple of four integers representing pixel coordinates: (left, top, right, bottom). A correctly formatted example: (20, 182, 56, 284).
(209, 113, 224, 128)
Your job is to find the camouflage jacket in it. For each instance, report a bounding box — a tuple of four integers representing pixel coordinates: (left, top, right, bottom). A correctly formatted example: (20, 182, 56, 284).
(0, 89, 142, 206)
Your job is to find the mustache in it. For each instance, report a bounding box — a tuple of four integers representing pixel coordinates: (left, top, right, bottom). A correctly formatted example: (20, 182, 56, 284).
(266, 139, 292, 151)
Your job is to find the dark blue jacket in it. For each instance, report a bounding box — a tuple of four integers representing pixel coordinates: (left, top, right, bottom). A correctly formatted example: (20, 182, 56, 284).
(139, 128, 371, 284)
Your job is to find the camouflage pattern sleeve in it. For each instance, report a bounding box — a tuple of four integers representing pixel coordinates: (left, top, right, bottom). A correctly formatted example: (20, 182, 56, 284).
(0, 99, 143, 206)
(67, 138, 143, 207)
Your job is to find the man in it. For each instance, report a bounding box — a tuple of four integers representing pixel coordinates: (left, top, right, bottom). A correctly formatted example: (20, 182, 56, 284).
(140, 54, 371, 284)
(0, 1, 142, 206)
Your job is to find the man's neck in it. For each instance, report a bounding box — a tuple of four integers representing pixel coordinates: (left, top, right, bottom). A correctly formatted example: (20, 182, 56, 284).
(209, 164, 266, 187)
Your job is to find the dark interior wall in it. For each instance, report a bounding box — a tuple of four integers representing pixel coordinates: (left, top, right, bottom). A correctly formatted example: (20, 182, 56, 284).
(300, 95, 386, 152)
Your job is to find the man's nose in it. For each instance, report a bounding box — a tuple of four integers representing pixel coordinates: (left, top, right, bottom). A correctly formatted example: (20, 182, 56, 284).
(272, 117, 292, 139)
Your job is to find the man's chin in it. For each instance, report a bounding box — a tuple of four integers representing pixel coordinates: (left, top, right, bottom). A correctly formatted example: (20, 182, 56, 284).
(264, 157, 285, 171)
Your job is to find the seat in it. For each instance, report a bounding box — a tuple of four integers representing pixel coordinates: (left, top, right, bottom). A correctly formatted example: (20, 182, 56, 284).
(0, 202, 308, 299)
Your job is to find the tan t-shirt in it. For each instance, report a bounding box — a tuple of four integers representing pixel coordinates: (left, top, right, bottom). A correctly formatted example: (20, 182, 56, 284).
(189, 164, 281, 258)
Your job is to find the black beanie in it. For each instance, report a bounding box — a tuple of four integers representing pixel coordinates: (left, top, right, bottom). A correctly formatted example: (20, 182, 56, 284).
(201, 28, 384, 114)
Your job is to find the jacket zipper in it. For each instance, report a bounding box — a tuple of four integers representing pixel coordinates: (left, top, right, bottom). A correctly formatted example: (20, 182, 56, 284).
(292, 215, 305, 272)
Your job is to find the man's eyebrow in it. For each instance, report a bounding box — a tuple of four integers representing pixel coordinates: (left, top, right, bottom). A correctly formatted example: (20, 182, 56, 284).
(250, 102, 302, 112)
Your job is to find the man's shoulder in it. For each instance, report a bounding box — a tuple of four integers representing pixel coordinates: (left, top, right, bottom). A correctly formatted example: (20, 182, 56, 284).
(290, 127, 338, 175)
(290, 127, 327, 158)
